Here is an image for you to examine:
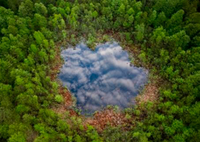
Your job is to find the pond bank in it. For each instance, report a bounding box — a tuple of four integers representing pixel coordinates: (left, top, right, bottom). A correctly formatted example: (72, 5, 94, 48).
(50, 33, 161, 131)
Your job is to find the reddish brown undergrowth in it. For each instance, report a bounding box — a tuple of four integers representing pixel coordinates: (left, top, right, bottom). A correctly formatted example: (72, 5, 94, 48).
(83, 109, 127, 132)
(50, 43, 77, 116)
(136, 83, 159, 105)
(50, 46, 63, 80)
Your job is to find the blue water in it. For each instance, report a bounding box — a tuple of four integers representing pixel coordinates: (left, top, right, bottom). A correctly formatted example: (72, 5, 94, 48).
(58, 42, 148, 114)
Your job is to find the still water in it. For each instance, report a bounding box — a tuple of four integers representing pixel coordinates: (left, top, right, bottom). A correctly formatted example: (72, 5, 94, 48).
(58, 42, 148, 114)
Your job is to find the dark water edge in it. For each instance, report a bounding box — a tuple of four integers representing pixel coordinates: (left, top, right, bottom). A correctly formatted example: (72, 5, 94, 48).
(58, 42, 148, 114)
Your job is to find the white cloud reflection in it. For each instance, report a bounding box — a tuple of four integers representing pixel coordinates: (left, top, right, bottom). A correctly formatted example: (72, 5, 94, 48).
(59, 42, 148, 113)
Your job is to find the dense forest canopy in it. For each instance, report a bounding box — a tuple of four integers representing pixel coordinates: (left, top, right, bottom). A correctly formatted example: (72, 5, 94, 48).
(0, 0, 200, 141)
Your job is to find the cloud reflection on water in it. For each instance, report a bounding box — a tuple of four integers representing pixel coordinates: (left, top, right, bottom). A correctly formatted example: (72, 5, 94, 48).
(59, 42, 148, 114)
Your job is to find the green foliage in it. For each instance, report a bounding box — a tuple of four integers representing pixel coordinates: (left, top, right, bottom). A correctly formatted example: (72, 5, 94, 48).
(135, 23, 145, 42)
(138, 52, 147, 63)
(34, 3, 48, 16)
(86, 33, 96, 49)
(33, 14, 47, 30)
(148, 10, 157, 25)
(8, 132, 26, 142)
(34, 31, 45, 45)
(154, 12, 167, 27)
(55, 95, 64, 103)
(166, 9, 185, 33)
(0, 0, 200, 141)
(18, 0, 34, 17)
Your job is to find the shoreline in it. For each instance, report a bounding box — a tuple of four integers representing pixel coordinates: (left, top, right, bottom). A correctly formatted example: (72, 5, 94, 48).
(50, 33, 161, 131)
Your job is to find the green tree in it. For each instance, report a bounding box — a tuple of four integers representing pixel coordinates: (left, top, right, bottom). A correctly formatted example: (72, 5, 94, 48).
(148, 10, 157, 25)
(166, 9, 184, 33)
(154, 12, 167, 27)
(8, 132, 26, 142)
(18, 0, 33, 17)
(135, 23, 145, 42)
(33, 31, 45, 45)
(33, 14, 47, 30)
(34, 2, 48, 16)
(68, 6, 79, 30)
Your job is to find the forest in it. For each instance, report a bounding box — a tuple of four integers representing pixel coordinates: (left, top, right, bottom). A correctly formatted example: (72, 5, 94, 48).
(0, 0, 200, 141)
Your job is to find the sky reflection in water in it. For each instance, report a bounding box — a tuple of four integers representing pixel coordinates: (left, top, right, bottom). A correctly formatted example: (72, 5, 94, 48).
(58, 42, 148, 114)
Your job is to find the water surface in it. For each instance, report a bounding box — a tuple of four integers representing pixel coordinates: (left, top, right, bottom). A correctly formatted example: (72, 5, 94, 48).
(59, 42, 148, 114)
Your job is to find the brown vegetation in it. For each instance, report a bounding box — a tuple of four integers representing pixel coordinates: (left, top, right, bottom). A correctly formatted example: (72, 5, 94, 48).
(136, 83, 159, 105)
(50, 43, 77, 116)
(83, 109, 127, 132)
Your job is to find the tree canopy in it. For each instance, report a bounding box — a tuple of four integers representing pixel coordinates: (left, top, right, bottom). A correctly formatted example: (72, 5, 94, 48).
(0, 0, 200, 141)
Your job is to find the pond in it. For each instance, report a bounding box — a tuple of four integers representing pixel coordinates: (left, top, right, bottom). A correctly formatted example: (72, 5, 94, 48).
(58, 42, 148, 114)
